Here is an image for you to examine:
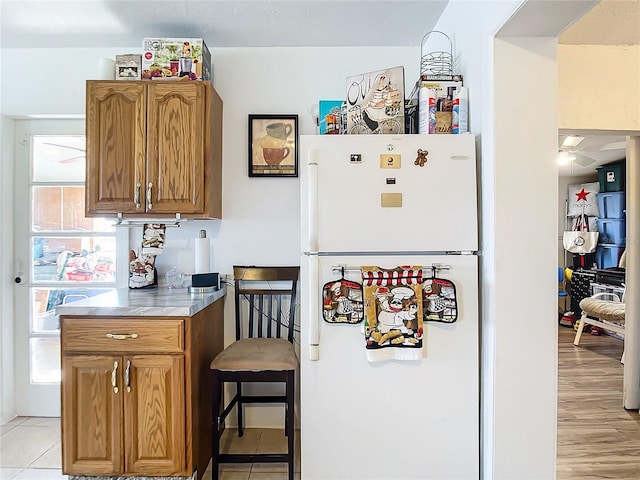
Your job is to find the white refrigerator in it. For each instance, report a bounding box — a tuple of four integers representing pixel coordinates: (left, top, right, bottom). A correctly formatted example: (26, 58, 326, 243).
(299, 134, 479, 480)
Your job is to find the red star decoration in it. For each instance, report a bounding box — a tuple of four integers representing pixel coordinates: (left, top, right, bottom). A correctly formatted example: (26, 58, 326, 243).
(575, 188, 590, 202)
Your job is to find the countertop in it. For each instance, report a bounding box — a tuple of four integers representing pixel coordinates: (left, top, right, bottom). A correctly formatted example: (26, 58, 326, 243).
(55, 286, 226, 317)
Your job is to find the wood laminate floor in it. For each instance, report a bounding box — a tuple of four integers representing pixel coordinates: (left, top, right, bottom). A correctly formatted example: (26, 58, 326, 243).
(557, 326, 640, 479)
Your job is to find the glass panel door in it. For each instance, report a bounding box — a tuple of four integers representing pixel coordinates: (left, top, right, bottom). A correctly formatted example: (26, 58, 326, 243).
(14, 120, 116, 415)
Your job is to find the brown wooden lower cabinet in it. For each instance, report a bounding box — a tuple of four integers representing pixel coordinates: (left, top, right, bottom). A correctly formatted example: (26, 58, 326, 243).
(62, 355, 124, 475)
(60, 299, 224, 479)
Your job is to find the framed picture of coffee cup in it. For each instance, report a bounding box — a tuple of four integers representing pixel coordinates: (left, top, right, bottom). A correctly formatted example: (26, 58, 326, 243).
(248, 114, 298, 177)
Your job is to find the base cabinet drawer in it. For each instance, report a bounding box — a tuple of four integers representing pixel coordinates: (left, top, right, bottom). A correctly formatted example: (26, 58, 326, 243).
(62, 318, 184, 353)
(62, 354, 185, 476)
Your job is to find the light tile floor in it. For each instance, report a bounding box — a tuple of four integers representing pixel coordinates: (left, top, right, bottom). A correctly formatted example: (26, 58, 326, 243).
(0, 417, 64, 480)
(0, 417, 300, 480)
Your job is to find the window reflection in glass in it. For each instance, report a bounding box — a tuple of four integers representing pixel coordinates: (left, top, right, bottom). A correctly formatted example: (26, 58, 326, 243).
(32, 186, 113, 232)
(32, 236, 116, 282)
(31, 287, 112, 333)
(28, 133, 116, 386)
(30, 337, 61, 383)
(32, 136, 86, 182)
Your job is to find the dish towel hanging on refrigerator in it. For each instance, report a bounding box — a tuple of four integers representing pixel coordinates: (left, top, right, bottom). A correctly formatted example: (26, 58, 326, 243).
(361, 265, 424, 362)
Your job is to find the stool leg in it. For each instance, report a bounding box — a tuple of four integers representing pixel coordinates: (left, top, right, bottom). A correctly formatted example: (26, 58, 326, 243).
(573, 314, 587, 346)
(286, 370, 295, 480)
(236, 381, 244, 437)
(212, 370, 221, 480)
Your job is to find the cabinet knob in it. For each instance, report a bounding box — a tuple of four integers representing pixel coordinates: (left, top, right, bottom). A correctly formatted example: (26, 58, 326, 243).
(106, 333, 139, 340)
(147, 182, 153, 210)
(125, 359, 131, 393)
(134, 182, 141, 209)
(111, 360, 119, 394)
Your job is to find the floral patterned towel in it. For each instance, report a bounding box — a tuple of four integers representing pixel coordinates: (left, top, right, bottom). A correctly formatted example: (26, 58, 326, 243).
(361, 265, 424, 362)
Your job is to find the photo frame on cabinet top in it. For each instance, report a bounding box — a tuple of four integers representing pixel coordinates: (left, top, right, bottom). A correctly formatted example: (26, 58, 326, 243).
(248, 114, 298, 177)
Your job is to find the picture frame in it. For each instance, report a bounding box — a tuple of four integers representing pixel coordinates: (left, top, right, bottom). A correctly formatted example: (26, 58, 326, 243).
(248, 114, 298, 177)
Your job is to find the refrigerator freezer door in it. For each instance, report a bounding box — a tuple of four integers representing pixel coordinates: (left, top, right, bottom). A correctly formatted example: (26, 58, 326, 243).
(300, 134, 478, 254)
(300, 253, 479, 480)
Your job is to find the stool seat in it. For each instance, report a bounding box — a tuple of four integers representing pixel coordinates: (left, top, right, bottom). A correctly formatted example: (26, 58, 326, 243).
(579, 298, 625, 323)
(574, 292, 625, 363)
(210, 338, 298, 372)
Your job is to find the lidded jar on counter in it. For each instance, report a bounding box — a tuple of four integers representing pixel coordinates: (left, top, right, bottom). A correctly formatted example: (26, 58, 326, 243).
(165, 267, 184, 289)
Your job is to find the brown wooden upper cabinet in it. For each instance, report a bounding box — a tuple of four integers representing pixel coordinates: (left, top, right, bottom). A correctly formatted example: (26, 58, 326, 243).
(85, 80, 222, 218)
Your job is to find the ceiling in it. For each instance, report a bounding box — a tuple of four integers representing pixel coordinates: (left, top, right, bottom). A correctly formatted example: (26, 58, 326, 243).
(1, 0, 638, 178)
(1, 0, 637, 49)
(557, 133, 627, 177)
(0, 0, 448, 49)
(558, 0, 640, 45)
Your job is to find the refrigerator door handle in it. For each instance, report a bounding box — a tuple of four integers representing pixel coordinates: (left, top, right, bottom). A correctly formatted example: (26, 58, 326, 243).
(308, 253, 320, 361)
(308, 149, 319, 254)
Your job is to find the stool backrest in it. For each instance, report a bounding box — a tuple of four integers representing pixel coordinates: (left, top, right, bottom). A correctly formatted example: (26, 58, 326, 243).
(233, 265, 299, 343)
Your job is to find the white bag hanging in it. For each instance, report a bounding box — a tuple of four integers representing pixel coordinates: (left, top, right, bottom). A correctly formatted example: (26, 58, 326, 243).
(563, 214, 599, 254)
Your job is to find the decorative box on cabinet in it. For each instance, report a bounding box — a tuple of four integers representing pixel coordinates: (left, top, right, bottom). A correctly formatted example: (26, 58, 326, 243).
(85, 80, 223, 218)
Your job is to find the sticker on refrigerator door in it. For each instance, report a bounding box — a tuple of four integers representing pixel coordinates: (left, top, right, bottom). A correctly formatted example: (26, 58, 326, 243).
(379, 154, 401, 169)
(322, 275, 364, 324)
(423, 277, 458, 323)
(381, 193, 402, 207)
(361, 266, 424, 362)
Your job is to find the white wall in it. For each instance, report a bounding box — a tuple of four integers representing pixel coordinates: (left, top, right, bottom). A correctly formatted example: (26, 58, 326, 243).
(492, 37, 559, 479)
(558, 45, 640, 132)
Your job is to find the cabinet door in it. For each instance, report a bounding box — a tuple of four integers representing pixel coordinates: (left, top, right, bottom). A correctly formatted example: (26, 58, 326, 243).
(86, 81, 147, 215)
(146, 82, 206, 214)
(124, 355, 186, 475)
(62, 355, 123, 475)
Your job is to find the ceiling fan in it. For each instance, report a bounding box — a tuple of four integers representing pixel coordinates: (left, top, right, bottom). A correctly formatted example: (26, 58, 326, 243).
(558, 135, 626, 168)
(43, 142, 86, 164)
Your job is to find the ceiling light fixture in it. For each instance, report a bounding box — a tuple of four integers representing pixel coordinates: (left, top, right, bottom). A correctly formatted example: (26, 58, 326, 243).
(558, 151, 577, 165)
(561, 135, 585, 148)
